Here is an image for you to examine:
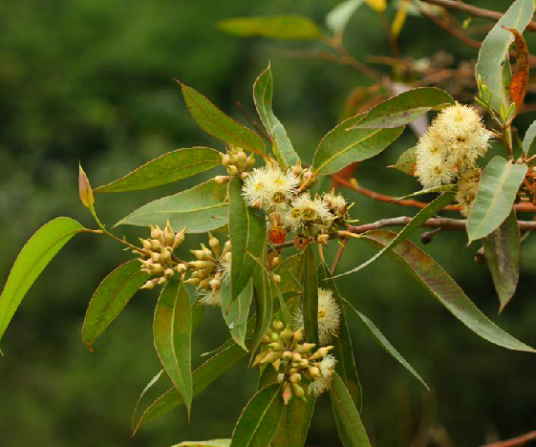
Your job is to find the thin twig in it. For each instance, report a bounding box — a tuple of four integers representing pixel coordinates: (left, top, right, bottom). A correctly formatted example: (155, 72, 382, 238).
(235, 100, 272, 143)
(330, 239, 348, 275)
(480, 430, 536, 447)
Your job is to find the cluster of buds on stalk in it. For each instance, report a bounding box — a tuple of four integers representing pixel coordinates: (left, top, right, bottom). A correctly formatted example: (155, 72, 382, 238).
(185, 234, 232, 306)
(253, 320, 336, 404)
(138, 221, 186, 290)
(292, 163, 317, 191)
(214, 146, 255, 185)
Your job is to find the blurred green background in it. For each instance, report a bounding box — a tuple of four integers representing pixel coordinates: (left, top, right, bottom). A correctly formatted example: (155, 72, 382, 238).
(1, 1, 536, 446)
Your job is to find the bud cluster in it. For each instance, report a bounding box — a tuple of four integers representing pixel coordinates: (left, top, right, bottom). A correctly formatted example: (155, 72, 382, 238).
(138, 222, 186, 290)
(214, 147, 255, 185)
(185, 234, 232, 306)
(253, 320, 336, 405)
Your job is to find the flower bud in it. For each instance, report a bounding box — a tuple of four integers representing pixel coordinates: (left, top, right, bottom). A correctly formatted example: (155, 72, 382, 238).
(247, 154, 255, 168)
(290, 373, 301, 384)
(140, 279, 156, 290)
(292, 164, 302, 176)
(151, 263, 164, 274)
(164, 268, 175, 279)
(292, 384, 305, 399)
(309, 366, 321, 378)
(282, 351, 293, 361)
(140, 239, 152, 250)
(280, 327, 294, 342)
(297, 343, 316, 354)
(78, 163, 94, 210)
(214, 175, 230, 185)
(151, 252, 162, 263)
(151, 239, 163, 251)
(229, 153, 239, 165)
(272, 320, 284, 332)
(299, 359, 309, 369)
(209, 278, 221, 292)
(157, 277, 168, 285)
(292, 352, 302, 362)
(173, 229, 186, 249)
(221, 154, 230, 166)
(223, 252, 232, 264)
(223, 240, 232, 255)
(268, 342, 282, 351)
(309, 346, 333, 360)
(317, 234, 329, 246)
(282, 384, 293, 405)
(164, 221, 175, 246)
(184, 277, 200, 285)
(271, 332, 280, 342)
(208, 234, 220, 257)
(176, 263, 187, 274)
(272, 359, 281, 371)
(271, 256, 281, 268)
(199, 278, 211, 289)
(160, 248, 172, 264)
(151, 226, 163, 241)
(293, 330, 304, 343)
(272, 274, 281, 283)
(226, 165, 238, 176)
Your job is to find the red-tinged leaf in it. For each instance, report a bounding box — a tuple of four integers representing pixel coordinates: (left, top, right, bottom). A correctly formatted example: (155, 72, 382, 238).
(82, 260, 150, 350)
(389, 146, 417, 176)
(483, 211, 520, 312)
(504, 26, 530, 112)
(360, 230, 535, 353)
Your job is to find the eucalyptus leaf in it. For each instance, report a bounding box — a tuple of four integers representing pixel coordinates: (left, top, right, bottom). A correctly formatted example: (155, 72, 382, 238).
(218, 16, 322, 40)
(250, 254, 274, 356)
(180, 82, 266, 156)
(82, 260, 150, 350)
(95, 147, 221, 193)
(172, 441, 231, 447)
(397, 185, 452, 200)
(475, 0, 534, 113)
(467, 157, 527, 242)
(326, 0, 364, 35)
(0, 217, 85, 345)
(522, 119, 536, 155)
(301, 246, 319, 345)
(313, 113, 404, 176)
(360, 230, 535, 353)
(220, 281, 253, 351)
(116, 180, 228, 233)
(389, 145, 417, 176)
(271, 396, 316, 447)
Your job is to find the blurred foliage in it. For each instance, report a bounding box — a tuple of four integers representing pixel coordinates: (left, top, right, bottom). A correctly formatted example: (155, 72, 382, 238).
(1, 0, 536, 446)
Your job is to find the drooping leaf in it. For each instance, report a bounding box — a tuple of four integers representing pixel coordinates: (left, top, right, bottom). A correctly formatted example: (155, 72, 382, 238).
(318, 264, 362, 408)
(116, 180, 228, 233)
(220, 281, 254, 351)
(133, 342, 247, 434)
(230, 383, 284, 447)
(330, 373, 372, 447)
(343, 298, 429, 390)
(95, 147, 222, 193)
(352, 87, 453, 129)
(253, 64, 299, 168)
(467, 157, 527, 242)
(218, 16, 322, 41)
(360, 230, 535, 352)
(153, 281, 193, 414)
(397, 185, 453, 200)
(131, 369, 165, 430)
(522, 120, 536, 155)
(229, 177, 267, 301)
(483, 211, 520, 312)
(335, 188, 455, 278)
(82, 260, 150, 350)
(172, 441, 231, 447)
(313, 113, 404, 176)
(0, 217, 85, 345)
(504, 27, 530, 112)
(475, 0, 534, 114)
(250, 257, 274, 356)
(326, 0, 364, 35)
(271, 395, 316, 447)
(301, 246, 319, 345)
(179, 82, 266, 156)
(389, 145, 417, 176)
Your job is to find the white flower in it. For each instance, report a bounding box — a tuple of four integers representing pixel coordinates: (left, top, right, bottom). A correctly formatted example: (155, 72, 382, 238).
(293, 287, 341, 345)
(282, 193, 333, 233)
(319, 354, 337, 377)
(322, 192, 348, 218)
(308, 356, 337, 397)
(242, 164, 298, 211)
(198, 289, 222, 307)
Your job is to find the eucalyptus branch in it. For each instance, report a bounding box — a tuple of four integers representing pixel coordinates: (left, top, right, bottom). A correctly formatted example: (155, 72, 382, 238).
(480, 430, 536, 447)
(330, 238, 348, 275)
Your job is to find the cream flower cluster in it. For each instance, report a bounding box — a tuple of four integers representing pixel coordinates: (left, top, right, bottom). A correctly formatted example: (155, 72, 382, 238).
(293, 287, 342, 346)
(242, 163, 350, 238)
(253, 320, 337, 403)
(415, 103, 492, 189)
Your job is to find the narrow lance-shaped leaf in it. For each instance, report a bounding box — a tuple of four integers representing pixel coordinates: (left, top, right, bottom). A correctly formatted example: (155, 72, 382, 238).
(313, 113, 404, 176)
(475, 0, 534, 114)
(230, 383, 284, 447)
(342, 298, 429, 391)
(360, 230, 535, 353)
(229, 177, 267, 301)
(0, 217, 85, 345)
(326, 0, 364, 36)
(397, 185, 452, 200)
(131, 369, 164, 430)
(218, 16, 322, 40)
(95, 147, 222, 193)
(483, 211, 520, 312)
(82, 260, 150, 350)
(116, 180, 229, 233)
(249, 250, 273, 356)
(467, 156, 527, 242)
(179, 82, 266, 156)
(253, 64, 299, 168)
(153, 281, 193, 414)
(330, 373, 372, 447)
(220, 281, 254, 351)
(335, 188, 455, 278)
(301, 246, 319, 345)
(523, 119, 536, 155)
(352, 87, 454, 129)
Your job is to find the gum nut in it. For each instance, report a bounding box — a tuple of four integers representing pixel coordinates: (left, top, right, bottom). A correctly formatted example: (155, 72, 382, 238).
(164, 268, 175, 279)
(290, 373, 301, 384)
(272, 320, 284, 331)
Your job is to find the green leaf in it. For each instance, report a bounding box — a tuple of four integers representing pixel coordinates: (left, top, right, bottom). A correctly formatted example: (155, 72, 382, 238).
(0, 217, 85, 345)
(476, 0, 534, 113)
(342, 298, 429, 390)
(360, 230, 535, 352)
(389, 146, 417, 176)
(131, 369, 165, 430)
(116, 180, 229, 233)
(82, 260, 150, 350)
(335, 188, 455, 278)
(273, 254, 302, 297)
(220, 281, 254, 351)
(250, 258, 274, 356)
(253, 64, 299, 168)
(218, 16, 322, 40)
(133, 341, 247, 434)
(95, 147, 222, 193)
(352, 87, 454, 129)
(230, 383, 284, 447)
(483, 211, 520, 312)
(397, 185, 452, 199)
(313, 113, 404, 176)
(179, 82, 266, 156)
(318, 264, 362, 409)
(301, 246, 319, 345)
(229, 177, 267, 301)
(467, 157, 527, 242)
(326, 0, 364, 35)
(330, 373, 372, 447)
(173, 441, 231, 447)
(522, 120, 536, 155)
(271, 396, 316, 447)
(154, 281, 193, 414)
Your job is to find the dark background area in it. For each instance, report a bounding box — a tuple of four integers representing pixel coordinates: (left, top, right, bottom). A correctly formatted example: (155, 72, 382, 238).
(1, 1, 535, 446)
